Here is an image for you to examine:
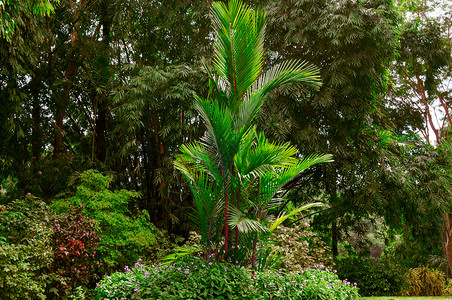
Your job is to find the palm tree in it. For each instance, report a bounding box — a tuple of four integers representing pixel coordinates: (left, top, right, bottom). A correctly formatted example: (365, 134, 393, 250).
(174, 0, 332, 265)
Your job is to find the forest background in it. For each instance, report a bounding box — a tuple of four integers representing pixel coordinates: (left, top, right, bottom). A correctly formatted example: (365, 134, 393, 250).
(1, 0, 452, 290)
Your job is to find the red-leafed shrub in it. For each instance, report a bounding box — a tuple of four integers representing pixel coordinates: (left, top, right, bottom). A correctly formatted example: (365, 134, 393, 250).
(52, 205, 102, 287)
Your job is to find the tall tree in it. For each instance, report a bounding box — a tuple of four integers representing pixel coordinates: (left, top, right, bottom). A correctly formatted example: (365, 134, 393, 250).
(387, 0, 452, 271)
(260, 0, 400, 256)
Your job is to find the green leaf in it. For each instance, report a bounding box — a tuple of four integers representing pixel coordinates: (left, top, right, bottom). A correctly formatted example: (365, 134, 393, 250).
(269, 202, 325, 232)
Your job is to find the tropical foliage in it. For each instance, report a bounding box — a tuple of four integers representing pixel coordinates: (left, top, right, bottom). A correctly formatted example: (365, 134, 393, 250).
(174, 0, 332, 266)
(1, 0, 452, 298)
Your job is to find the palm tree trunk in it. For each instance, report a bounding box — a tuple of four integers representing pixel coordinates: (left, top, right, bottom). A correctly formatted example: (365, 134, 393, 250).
(224, 190, 230, 256)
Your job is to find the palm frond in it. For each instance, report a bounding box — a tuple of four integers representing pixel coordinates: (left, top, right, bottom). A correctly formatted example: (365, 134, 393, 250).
(228, 205, 269, 234)
(211, 0, 266, 110)
(194, 95, 242, 172)
(269, 202, 325, 232)
(252, 59, 322, 99)
(175, 142, 223, 184)
(235, 131, 299, 177)
(234, 92, 266, 132)
(160, 247, 203, 266)
(257, 154, 333, 210)
(255, 247, 284, 272)
(187, 171, 224, 246)
(202, 59, 231, 98)
(91, 55, 111, 91)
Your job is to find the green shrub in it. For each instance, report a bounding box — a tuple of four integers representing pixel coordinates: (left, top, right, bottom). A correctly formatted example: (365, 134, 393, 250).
(52, 170, 158, 271)
(0, 196, 66, 299)
(95, 257, 359, 299)
(402, 267, 445, 296)
(336, 256, 406, 296)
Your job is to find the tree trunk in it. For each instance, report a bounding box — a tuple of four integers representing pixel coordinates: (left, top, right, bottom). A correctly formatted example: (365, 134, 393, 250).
(151, 108, 170, 229)
(95, 104, 107, 162)
(31, 74, 42, 159)
(95, 1, 111, 163)
(54, 1, 82, 155)
(444, 213, 452, 274)
(326, 164, 339, 257)
(141, 128, 151, 210)
(332, 220, 338, 257)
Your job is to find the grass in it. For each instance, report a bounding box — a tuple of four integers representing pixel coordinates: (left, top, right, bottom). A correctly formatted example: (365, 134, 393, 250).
(360, 297, 452, 300)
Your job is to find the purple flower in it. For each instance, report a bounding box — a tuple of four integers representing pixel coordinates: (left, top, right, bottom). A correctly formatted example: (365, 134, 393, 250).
(144, 272, 149, 278)
(202, 264, 206, 268)
(319, 264, 325, 270)
(185, 269, 190, 275)
(134, 288, 138, 292)
(208, 262, 212, 266)
(224, 267, 228, 271)
(124, 266, 131, 272)
(171, 282, 174, 284)
(177, 267, 181, 271)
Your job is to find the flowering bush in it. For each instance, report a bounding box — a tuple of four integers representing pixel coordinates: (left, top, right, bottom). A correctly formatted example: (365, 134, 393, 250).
(253, 265, 359, 300)
(95, 257, 254, 299)
(95, 258, 359, 299)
